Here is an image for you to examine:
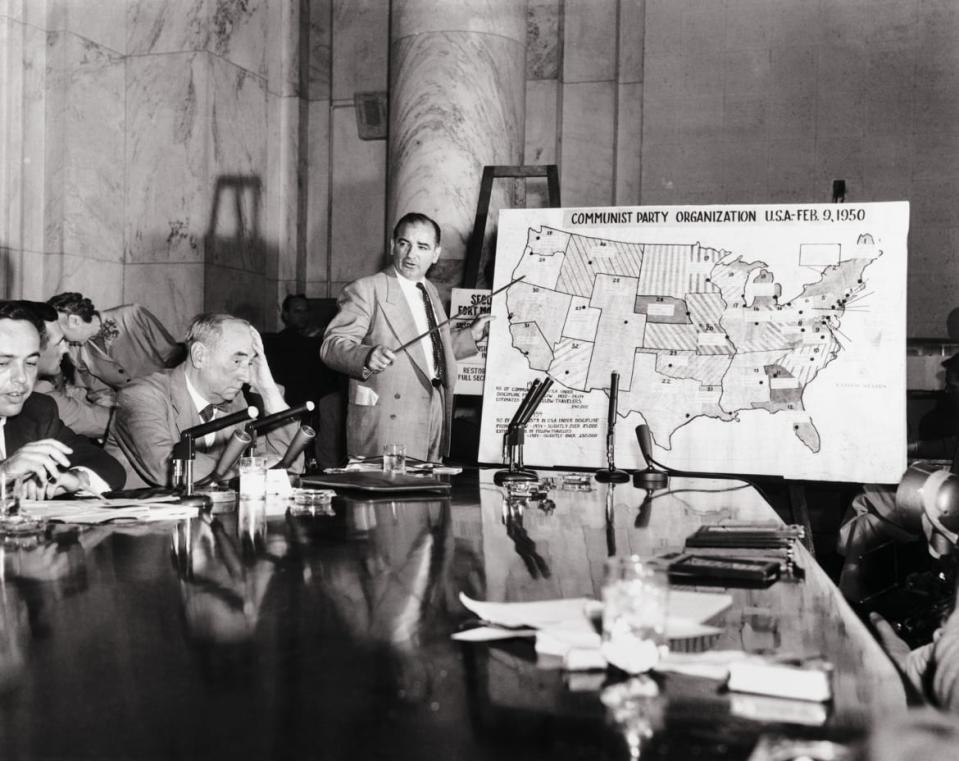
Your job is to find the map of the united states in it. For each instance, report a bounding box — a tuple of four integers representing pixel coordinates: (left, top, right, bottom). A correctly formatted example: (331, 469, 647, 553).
(506, 226, 881, 452)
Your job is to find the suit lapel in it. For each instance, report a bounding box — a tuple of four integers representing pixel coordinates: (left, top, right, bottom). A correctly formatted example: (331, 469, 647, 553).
(381, 269, 432, 382)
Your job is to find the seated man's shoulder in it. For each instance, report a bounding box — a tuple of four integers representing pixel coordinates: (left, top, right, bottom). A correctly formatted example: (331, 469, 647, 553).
(20, 391, 58, 419)
(117, 367, 177, 401)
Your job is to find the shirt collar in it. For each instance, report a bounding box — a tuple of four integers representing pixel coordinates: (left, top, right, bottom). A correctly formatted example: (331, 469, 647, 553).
(393, 265, 426, 289)
(184, 373, 212, 415)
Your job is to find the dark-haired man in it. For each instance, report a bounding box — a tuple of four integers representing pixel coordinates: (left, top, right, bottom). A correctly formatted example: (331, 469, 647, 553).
(263, 294, 342, 467)
(47, 292, 184, 405)
(0, 301, 125, 497)
(34, 314, 111, 439)
(106, 313, 301, 488)
(320, 212, 489, 462)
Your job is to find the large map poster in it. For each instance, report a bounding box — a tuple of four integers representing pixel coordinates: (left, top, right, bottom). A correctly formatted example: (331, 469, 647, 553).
(479, 203, 909, 483)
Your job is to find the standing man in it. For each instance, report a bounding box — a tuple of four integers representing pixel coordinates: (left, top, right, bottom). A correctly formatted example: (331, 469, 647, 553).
(106, 313, 302, 489)
(321, 212, 489, 462)
(47, 292, 184, 405)
(263, 294, 344, 468)
(0, 301, 125, 497)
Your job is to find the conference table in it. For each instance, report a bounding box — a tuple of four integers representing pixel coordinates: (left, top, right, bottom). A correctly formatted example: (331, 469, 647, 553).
(0, 470, 907, 760)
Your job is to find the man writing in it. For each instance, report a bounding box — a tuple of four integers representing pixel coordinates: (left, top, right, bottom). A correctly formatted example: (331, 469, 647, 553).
(0, 301, 125, 498)
(321, 212, 490, 462)
(106, 313, 302, 488)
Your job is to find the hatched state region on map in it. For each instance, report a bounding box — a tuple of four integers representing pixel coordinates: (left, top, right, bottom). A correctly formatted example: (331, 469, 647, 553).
(506, 226, 882, 452)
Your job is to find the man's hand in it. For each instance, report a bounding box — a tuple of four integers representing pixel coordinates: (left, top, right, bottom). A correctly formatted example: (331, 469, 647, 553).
(18, 469, 87, 500)
(469, 314, 493, 342)
(365, 345, 395, 374)
(1, 439, 73, 486)
(248, 326, 279, 393)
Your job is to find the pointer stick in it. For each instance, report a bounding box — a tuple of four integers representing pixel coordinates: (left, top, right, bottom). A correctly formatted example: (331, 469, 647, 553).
(390, 275, 525, 353)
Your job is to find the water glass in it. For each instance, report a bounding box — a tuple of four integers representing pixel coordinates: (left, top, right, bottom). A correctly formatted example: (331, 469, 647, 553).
(382, 444, 406, 474)
(601, 555, 669, 673)
(238, 456, 267, 500)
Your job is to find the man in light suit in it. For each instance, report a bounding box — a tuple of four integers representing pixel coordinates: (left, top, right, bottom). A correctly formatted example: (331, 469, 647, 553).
(321, 213, 490, 462)
(106, 314, 300, 488)
(47, 292, 184, 406)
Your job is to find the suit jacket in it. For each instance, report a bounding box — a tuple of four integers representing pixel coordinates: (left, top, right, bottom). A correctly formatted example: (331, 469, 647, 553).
(105, 363, 299, 488)
(71, 304, 183, 403)
(320, 268, 478, 460)
(4, 393, 126, 490)
(34, 378, 112, 440)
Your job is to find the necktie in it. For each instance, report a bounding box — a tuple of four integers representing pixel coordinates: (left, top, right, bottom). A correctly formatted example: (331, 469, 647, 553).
(416, 282, 447, 387)
(199, 404, 216, 423)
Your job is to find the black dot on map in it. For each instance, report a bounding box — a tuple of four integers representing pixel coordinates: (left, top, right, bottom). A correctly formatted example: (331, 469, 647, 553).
(705, 278, 711, 283)
(799, 310, 804, 314)
(588, 260, 593, 265)
(809, 357, 815, 361)
(794, 424, 799, 430)
(801, 328, 805, 332)
(565, 370, 570, 374)
(754, 322, 759, 326)
(624, 320, 628, 324)
(685, 413, 691, 418)
(858, 279, 863, 284)
(759, 380, 764, 385)
(668, 364, 673, 368)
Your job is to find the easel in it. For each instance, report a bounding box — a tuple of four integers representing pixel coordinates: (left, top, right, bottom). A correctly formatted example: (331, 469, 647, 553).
(462, 165, 560, 288)
(451, 165, 559, 463)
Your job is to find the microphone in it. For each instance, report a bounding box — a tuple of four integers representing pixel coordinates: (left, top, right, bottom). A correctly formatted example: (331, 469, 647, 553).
(194, 429, 252, 487)
(633, 422, 669, 500)
(271, 425, 316, 470)
(494, 377, 552, 486)
(173, 407, 258, 495)
(182, 407, 259, 439)
(517, 377, 553, 427)
(508, 380, 541, 431)
(595, 371, 629, 483)
(245, 401, 315, 433)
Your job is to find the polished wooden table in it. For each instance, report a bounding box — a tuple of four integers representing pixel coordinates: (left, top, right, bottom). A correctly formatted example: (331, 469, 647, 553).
(0, 470, 906, 760)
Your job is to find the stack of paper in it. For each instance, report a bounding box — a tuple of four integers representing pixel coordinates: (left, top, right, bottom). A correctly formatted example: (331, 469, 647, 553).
(454, 591, 731, 671)
(21, 496, 198, 524)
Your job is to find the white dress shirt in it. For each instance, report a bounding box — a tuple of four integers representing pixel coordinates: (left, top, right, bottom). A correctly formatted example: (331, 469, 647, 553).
(393, 267, 437, 380)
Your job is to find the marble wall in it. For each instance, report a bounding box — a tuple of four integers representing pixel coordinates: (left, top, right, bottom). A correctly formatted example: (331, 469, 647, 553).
(4, 1, 958, 337)
(1, 0, 305, 335)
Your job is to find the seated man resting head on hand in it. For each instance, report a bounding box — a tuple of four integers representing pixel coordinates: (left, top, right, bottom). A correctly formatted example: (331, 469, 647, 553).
(106, 313, 302, 488)
(0, 301, 126, 498)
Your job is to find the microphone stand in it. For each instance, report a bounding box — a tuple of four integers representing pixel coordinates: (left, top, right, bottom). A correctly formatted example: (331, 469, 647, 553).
(633, 423, 669, 526)
(244, 401, 315, 456)
(494, 377, 553, 486)
(595, 371, 629, 483)
(172, 407, 259, 496)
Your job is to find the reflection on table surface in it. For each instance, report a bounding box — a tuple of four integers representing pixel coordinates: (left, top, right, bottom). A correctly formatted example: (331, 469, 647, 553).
(0, 470, 905, 760)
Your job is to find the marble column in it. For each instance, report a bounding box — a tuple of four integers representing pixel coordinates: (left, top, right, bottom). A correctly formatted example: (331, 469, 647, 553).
(388, 0, 526, 299)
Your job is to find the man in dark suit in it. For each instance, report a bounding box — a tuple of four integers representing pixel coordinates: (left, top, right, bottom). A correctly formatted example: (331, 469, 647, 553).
(320, 212, 490, 462)
(0, 301, 126, 498)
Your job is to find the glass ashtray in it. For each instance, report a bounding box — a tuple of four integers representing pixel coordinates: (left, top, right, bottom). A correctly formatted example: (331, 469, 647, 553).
(289, 488, 335, 516)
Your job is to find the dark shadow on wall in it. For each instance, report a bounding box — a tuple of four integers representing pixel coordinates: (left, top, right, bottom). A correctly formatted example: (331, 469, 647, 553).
(204, 175, 278, 329)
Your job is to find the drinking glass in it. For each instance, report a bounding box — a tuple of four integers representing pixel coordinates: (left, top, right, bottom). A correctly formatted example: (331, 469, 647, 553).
(0, 476, 45, 538)
(601, 555, 669, 673)
(238, 456, 267, 500)
(382, 444, 406, 474)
